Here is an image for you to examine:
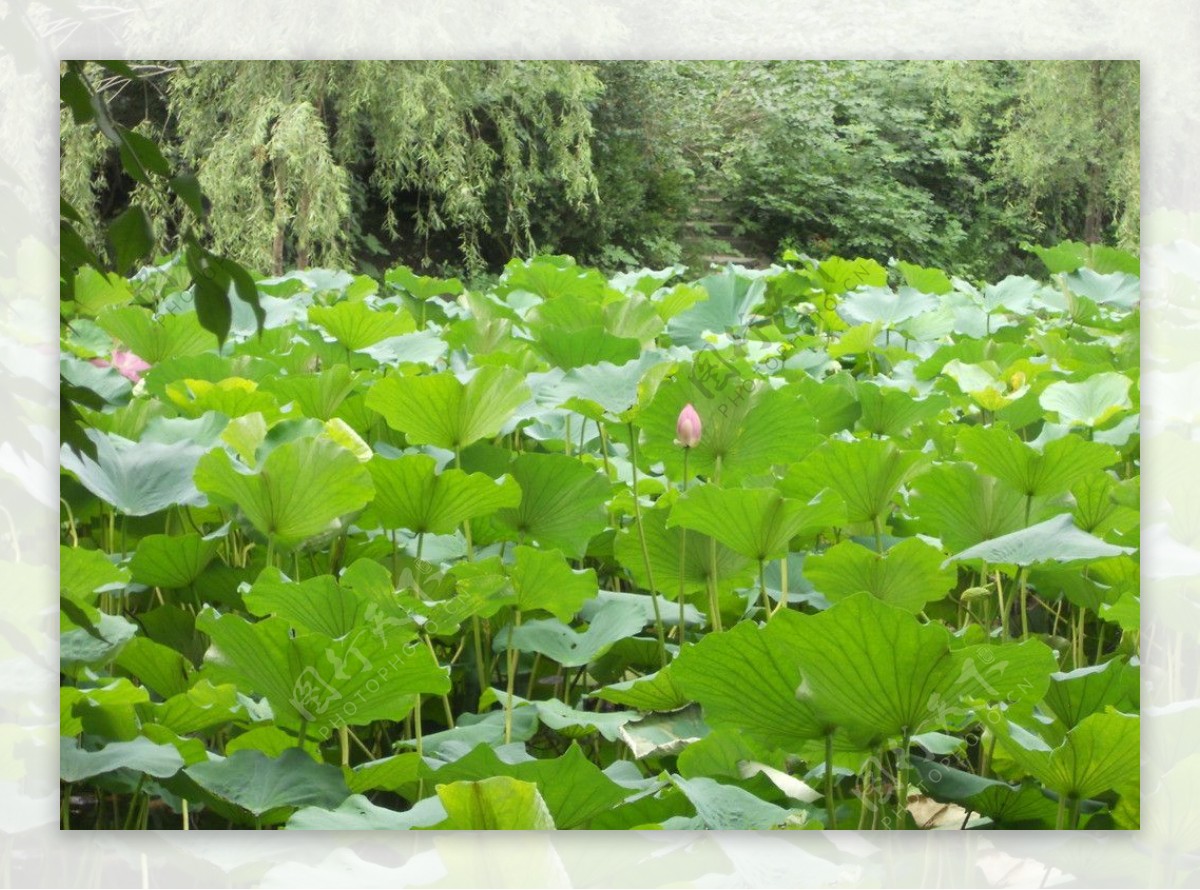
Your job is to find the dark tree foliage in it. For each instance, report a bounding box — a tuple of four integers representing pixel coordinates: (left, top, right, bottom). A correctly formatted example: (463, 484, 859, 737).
(61, 60, 1138, 281)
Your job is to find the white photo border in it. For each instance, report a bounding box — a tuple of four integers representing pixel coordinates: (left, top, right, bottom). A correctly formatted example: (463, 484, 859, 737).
(4, 2, 1193, 885)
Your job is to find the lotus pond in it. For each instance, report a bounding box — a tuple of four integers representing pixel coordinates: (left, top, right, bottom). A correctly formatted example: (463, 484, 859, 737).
(60, 247, 1140, 830)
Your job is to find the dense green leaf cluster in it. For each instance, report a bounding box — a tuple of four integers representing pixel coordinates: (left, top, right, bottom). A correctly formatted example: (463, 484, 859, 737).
(61, 244, 1138, 830)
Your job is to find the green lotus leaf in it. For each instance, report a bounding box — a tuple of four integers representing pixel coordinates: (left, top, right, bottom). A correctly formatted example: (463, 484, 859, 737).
(856, 384, 950, 438)
(164, 377, 281, 421)
(802, 537, 955, 613)
(652, 282, 708, 320)
(74, 266, 134, 315)
(837, 286, 936, 328)
(1071, 473, 1139, 541)
(614, 505, 754, 597)
(808, 256, 888, 295)
(139, 724, 211, 767)
(668, 484, 844, 561)
(618, 705, 709, 760)
(385, 265, 464, 301)
(129, 533, 221, 589)
(61, 354, 133, 405)
(786, 594, 1057, 740)
(1029, 240, 1090, 274)
(478, 690, 638, 742)
(604, 294, 664, 342)
(114, 636, 191, 699)
(397, 708, 539, 758)
(535, 325, 642, 370)
(686, 592, 1051, 753)
(433, 776, 556, 830)
(260, 364, 358, 420)
(62, 428, 211, 516)
(1040, 372, 1134, 428)
(1029, 560, 1129, 613)
(219, 412, 269, 466)
(307, 300, 416, 350)
(593, 667, 688, 713)
(827, 321, 884, 359)
(610, 264, 685, 296)
(666, 268, 767, 347)
(491, 452, 610, 557)
(227, 726, 321, 760)
(946, 514, 1134, 568)
(639, 373, 822, 483)
(1100, 591, 1139, 632)
(61, 545, 129, 602)
(980, 275, 1040, 314)
(197, 607, 447, 730)
(896, 261, 952, 295)
(940, 359, 1024, 411)
(792, 372, 861, 435)
(958, 425, 1118, 499)
(530, 351, 678, 420)
(899, 304, 957, 341)
(321, 417, 372, 461)
(61, 736, 185, 782)
(991, 711, 1139, 802)
(672, 617, 827, 752)
(194, 436, 374, 549)
(96, 306, 215, 363)
(347, 752, 423, 794)
(906, 462, 1029, 552)
(677, 732, 799, 796)
(288, 794, 447, 830)
(669, 774, 803, 830)
(417, 742, 629, 829)
(366, 453, 521, 536)
(499, 598, 644, 669)
(1065, 268, 1140, 309)
(504, 545, 599, 621)
(579, 589, 703, 630)
(359, 329, 449, 367)
(69, 677, 149, 742)
(242, 568, 369, 637)
(62, 610, 138, 672)
(185, 748, 350, 819)
(911, 757, 1060, 827)
(365, 366, 530, 451)
(500, 254, 608, 302)
(146, 680, 247, 735)
(142, 411, 231, 447)
(784, 438, 929, 527)
(1042, 659, 1133, 731)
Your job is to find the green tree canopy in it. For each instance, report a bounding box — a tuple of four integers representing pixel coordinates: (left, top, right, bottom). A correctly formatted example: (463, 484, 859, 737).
(60, 60, 1138, 280)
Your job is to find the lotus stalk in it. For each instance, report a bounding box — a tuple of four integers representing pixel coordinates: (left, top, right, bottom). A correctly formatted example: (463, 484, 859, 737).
(674, 404, 704, 637)
(628, 423, 668, 667)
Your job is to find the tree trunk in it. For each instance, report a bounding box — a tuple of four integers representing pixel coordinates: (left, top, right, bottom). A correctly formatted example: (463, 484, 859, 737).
(272, 159, 287, 276)
(1083, 61, 1109, 244)
(1083, 161, 1104, 244)
(296, 189, 310, 270)
(272, 65, 294, 276)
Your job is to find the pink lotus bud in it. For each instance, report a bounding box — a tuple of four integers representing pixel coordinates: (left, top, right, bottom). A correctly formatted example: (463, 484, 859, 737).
(91, 349, 151, 383)
(675, 403, 702, 448)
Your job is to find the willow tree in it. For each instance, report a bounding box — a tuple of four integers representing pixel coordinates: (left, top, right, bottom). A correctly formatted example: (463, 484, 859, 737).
(996, 61, 1140, 247)
(62, 61, 602, 274)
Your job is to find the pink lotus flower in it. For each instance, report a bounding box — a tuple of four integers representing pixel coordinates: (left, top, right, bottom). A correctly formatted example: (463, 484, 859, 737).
(91, 349, 150, 383)
(675, 403, 702, 448)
